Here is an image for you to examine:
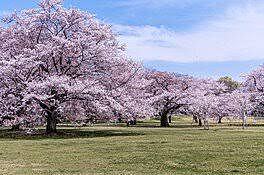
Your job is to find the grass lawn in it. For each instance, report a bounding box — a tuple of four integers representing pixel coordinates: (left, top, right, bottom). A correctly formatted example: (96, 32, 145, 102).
(1, 117, 264, 175)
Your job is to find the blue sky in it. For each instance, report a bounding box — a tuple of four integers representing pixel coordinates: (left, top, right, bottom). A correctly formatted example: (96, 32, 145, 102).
(1, 0, 264, 81)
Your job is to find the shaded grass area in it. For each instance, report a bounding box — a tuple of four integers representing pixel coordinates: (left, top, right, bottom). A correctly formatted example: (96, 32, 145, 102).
(0, 128, 142, 140)
(1, 117, 264, 175)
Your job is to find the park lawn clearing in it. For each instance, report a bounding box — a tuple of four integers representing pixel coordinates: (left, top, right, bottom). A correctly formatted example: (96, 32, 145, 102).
(0, 119, 264, 175)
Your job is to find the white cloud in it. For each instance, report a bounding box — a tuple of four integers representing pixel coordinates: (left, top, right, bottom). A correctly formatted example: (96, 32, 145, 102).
(113, 2, 264, 62)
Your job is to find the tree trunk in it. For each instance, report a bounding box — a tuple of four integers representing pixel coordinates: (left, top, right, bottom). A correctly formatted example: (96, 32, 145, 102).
(218, 117, 222, 124)
(198, 119, 202, 126)
(168, 115, 172, 123)
(193, 115, 198, 123)
(11, 124, 20, 131)
(242, 111, 247, 130)
(46, 111, 57, 134)
(160, 113, 169, 127)
(203, 119, 209, 130)
(133, 118, 137, 125)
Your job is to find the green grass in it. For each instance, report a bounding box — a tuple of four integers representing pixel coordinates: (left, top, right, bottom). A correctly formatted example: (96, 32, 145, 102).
(1, 117, 264, 175)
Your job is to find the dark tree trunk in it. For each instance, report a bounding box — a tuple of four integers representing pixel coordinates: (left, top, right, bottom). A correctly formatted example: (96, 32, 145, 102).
(46, 111, 57, 134)
(198, 119, 202, 126)
(168, 115, 172, 123)
(126, 118, 137, 126)
(33, 96, 59, 134)
(11, 124, 20, 131)
(218, 117, 222, 124)
(160, 113, 169, 127)
(193, 115, 198, 123)
(133, 118, 137, 125)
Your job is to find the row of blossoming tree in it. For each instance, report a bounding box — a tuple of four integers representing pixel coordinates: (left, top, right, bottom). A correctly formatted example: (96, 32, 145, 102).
(0, 0, 263, 134)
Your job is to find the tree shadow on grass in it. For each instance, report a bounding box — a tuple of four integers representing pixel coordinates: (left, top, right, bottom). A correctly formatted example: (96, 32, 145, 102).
(134, 123, 201, 129)
(0, 128, 144, 140)
(132, 123, 264, 131)
(228, 123, 264, 127)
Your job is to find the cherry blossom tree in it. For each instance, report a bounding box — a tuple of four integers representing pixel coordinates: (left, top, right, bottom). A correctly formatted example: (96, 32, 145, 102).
(189, 77, 253, 129)
(242, 64, 264, 127)
(244, 65, 264, 93)
(145, 71, 228, 128)
(0, 0, 151, 134)
(146, 70, 195, 127)
(188, 79, 228, 129)
(227, 90, 253, 129)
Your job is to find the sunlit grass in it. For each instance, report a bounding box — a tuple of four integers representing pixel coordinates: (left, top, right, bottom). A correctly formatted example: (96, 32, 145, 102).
(1, 117, 264, 175)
